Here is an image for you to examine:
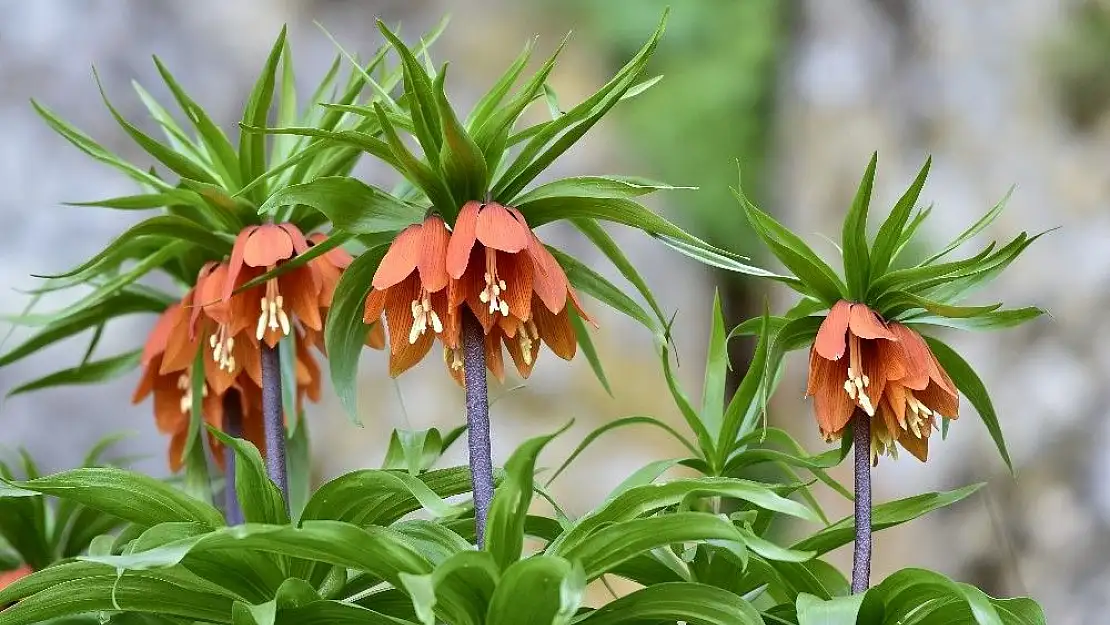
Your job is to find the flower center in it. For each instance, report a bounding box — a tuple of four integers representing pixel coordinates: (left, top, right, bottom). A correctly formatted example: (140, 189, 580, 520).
(409, 289, 443, 344)
(176, 373, 208, 414)
(208, 325, 236, 372)
(256, 276, 291, 341)
(869, 423, 897, 466)
(518, 319, 539, 365)
(901, 390, 938, 439)
(842, 334, 875, 416)
(444, 347, 464, 373)
(479, 248, 510, 318)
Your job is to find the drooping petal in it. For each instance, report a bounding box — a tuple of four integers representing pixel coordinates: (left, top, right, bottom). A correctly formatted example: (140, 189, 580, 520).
(389, 326, 435, 377)
(446, 201, 481, 279)
(132, 360, 156, 403)
(384, 276, 420, 357)
(885, 382, 908, 429)
(278, 223, 310, 255)
(476, 202, 530, 253)
(142, 303, 184, 365)
(499, 252, 533, 321)
(525, 233, 569, 314)
(533, 300, 576, 360)
(224, 226, 258, 302)
(887, 323, 933, 390)
(847, 303, 897, 341)
(159, 313, 199, 375)
(244, 223, 295, 267)
(282, 269, 323, 331)
(806, 347, 855, 434)
(897, 426, 930, 462)
(814, 300, 852, 360)
(418, 216, 451, 293)
(364, 289, 387, 322)
(505, 328, 540, 378)
(485, 331, 506, 383)
(366, 319, 387, 350)
(309, 232, 353, 269)
(373, 225, 422, 289)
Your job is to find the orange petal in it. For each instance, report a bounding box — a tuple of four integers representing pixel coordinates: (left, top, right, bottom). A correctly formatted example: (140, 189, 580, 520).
(366, 318, 387, 350)
(898, 427, 930, 462)
(244, 224, 295, 267)
(159, 315, 198, 375)
(224, 227, 257, 302)
(431, 290, 459, 349)
(534, 302, 577, 361)
(239, 338, 263, 387)
(848, 303, 896, 341)
(446, 201, 481, 279)
(476, 202, 530, 253)
(485, 331, 506, 383)
(373, 225, 421, 289)
(887, 324, 932, 389)
(525, 233, 569, 313)
(504, 328, 539, 378)
(389, 325, 435, 377)
(567, 287, 597, 328)
(885, 382, 908, 429)
(814, 300, 851, 360)
(132, 361, 156, 404)
(384, 276, 420, 356)
(364, 289, 387, 323)
(278, 223, 310, 255)
(418, 216, 451, 292)
(807, 347, 854, 434)
(168, 428, 186, 473)
(284, 271, 323, 331)
(499, 252, 533, 321)
(142, 303, 184, 365)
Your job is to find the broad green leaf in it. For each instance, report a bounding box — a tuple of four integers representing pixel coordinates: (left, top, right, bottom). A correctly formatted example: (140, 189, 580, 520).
(485, 426, 568, 569)
(551, 477, 818, 556)
(239, 27, 287, 203)
(792, 484, 982, 555)
(0, 561, 114, 605)
(209, 430, 289, 525)
(856, 568, 1038, 625)
(841, 152, 875, 300)
(400, 550, 499, 625)
(557, 512, 810, 580)
(576, 582, 765, 625)
(485, 557, 583, 625)
(392, 520, 471, 567)
(83, 521, 432, 587)
(7, 467, 224, 529)
(795, 592, 864, 625)
(0, 569, 238, 625)
(301, 468, 465, 526)
(6, 349, 140, 397)
(924, 336, 1013, 472)
(259, 177, 423, 233)
(325, 245, 387, 423)
(870, 157, 931, 277)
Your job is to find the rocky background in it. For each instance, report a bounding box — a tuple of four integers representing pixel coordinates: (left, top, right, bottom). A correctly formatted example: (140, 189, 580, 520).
(0, 1, 1105, 622)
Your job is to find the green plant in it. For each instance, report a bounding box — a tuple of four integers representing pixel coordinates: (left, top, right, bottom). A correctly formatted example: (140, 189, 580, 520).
(0, 10, 1048, 625)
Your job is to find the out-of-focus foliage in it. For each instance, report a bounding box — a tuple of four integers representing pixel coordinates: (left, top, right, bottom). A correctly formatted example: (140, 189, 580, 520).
(1043, 0, 1110, 131)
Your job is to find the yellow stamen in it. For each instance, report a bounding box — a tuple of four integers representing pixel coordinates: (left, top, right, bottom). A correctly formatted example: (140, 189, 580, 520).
(444, 347, 464, 373)
(176, 374, 207, 414)
(900, 390, 937, 439)
(844, 337, 875, 416)
(209, 325, 237, 372)
(518, 319, 539, 365)
(408, 290, 443, 344)
(256, 278, 291, 341)
(479, 249, 511, 318)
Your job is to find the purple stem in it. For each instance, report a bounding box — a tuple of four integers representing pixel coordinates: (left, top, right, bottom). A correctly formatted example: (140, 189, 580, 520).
(222, 390, 244, 526)
(462, 311, 493, 547)
(260, 342, 289, 512)
(852, 410, 872, 593)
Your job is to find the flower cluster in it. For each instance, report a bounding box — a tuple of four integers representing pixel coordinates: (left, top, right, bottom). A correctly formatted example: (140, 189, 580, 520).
(808, 300, 959, 464)
(364, 202, 590, 382)
(133, 223, 378, 469)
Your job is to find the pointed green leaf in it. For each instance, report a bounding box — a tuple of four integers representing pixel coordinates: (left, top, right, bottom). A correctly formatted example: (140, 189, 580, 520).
(209, 430, 288, 525)
(924, 336, 1013, 472)
(325, 245, 387, 423)
(871, 157, 931, 277)
(435, 66, 488, 204)
(7, 349, 140, 397)
(842, 153, 876, 299)
(547, 246, 658, 334)
(902, 306, 1045, 332)
(570, 218, 668, 327)
(239, 27, 287, 202)
(568, 306, 612, 396)
(701, 292, 729, 443)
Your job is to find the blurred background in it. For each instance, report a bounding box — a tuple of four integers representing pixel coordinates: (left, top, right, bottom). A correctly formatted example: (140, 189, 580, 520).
(0, 0, 1105, 622)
